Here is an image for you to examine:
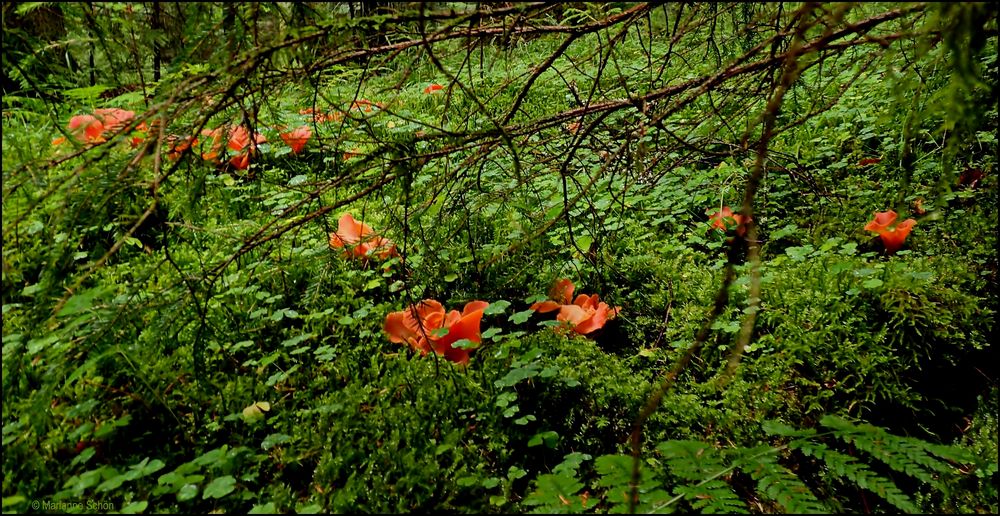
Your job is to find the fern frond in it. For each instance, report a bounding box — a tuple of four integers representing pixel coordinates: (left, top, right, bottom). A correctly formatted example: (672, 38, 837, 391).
(762, 419, 818, 438)
(922, 442, 980, 466)
(821, 415, 965, 488)
(654, 441, 748, 513)
(738, 445, 829, 514)
(593, 454, 670, 513)
(793, 439, 920, 513)
(542, 419, 984, 515)
(522, 472, 584, 514)
(657, 440, 729, 481)
(673, 479, 747, 514)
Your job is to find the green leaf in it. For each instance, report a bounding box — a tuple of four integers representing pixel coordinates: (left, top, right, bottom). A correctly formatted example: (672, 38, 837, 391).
(528, 430, 560, 448)
(839, 242, 859, 255)
(15, 2, 49, 15)
(242, 401, 271, 423)
(96, 474, 128, 492)
(482, 327, 503, 340)
(261, 433, 292, 450)
(785, 245, 816, 261)
(25, 220, 44, 235)
(524, 293, 548, 304)
(193, 447, 227, 466)
(862, 278, 884, 289)
(523, 473, 583, 507)
(295, 503, 324, 514)
(26, 335, 58, 354)
(158, 471, 185, 486)
(771, 224, 799, 240)
(280, 333, 312, 347)
(484, 300, 511, 315)
(58, 286, 111, 317)
(495, 366, 539, 388)
(508, 466, 528, 480)
(176, 483, 199, 502)
(202, 476, 236, 499)
(135, 458, 166, 477)
(553, 452, 592, 476)
(63, 84, 111, 101)
(451, 338, 478, 350)
(514, 414, 536, 425)
(120, 501, 148, 514)
(2, 496, 26, 509)
(509, 309, 534, 324)
(71, 446, 97, 467)
(494, 391, 517, 408)
(249, 502, 277, 514)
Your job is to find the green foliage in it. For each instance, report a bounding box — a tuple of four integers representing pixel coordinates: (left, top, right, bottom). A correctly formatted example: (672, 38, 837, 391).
(741, 445, 827, 514)
(525, 416, 994, 514)
(657, 440, 747, 514)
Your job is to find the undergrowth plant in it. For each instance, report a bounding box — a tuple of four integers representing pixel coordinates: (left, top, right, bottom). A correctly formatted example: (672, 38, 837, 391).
(524, 415, 993, 514)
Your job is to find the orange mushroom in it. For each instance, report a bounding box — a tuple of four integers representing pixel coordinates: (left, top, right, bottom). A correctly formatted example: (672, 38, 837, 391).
(328, 213, 398, 260)
(53, 114, 105, 146)
(217, 125, 267, 170)
(280, 125, 312, 154)
(52, 108, 144, 148)
(707, 205, 750, 237)
(384, 299, 490, 364)
(864, 210, 917, 254)
(529, 278, 620, 336)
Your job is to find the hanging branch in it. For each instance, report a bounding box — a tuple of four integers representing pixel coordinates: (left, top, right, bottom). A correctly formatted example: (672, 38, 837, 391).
(626, 3, 822, 513)
(152, 2, 162, 83)
(719, 2, 836, 387)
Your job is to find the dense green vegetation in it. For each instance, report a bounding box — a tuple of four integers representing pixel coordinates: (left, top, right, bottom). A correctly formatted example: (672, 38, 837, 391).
(2, 2, 997, 513)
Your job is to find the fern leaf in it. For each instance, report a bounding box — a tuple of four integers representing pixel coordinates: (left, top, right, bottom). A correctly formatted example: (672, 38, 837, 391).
(673, 479, 747, 514)
(762, 419, 818, 438)
(593, 454, 668, 513)
(655, 442, 747, 513)
(821, 415, 967, 488)
(523, 472, 583, 514)
(738, 445, 829, 514)
(922, 442, 979, 465)
(793, 440, 919, 513)
(657, 440, 729, 482)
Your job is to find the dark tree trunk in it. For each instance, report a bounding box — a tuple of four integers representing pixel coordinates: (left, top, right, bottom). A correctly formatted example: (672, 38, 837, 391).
(152, 2, 162, 82)
(86, 2, 96, 86)
(1, 3, 68, 96)
(356, 1, 397, 46)
(224, 2, 238, 61)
